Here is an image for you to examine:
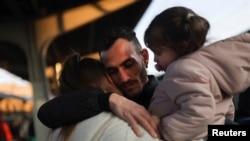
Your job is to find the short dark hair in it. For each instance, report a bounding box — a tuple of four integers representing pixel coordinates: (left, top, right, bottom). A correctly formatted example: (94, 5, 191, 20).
(99, 26, 142, 55)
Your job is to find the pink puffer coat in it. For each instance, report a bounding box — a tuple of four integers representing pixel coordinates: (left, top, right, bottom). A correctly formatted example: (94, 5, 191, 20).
(149, 33, 250, 141)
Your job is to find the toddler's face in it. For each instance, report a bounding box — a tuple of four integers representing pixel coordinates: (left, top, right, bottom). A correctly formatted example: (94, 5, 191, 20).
(150, 46, 178, 71)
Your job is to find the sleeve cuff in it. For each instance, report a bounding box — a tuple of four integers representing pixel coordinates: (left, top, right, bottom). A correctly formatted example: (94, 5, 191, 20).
(97, 92, 112, 111)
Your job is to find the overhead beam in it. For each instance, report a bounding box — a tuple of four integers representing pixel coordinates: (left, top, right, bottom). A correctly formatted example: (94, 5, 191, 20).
(62, 0, 137, 31)
(2, 0, 23, 17)
(34, 0, 137, 49)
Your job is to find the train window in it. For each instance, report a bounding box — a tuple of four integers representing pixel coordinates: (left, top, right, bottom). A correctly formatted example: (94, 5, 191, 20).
(0, 40, 34, 141)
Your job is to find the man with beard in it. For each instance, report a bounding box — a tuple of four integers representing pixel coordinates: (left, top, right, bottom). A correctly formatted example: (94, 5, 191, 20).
(38, 26, 160, 138)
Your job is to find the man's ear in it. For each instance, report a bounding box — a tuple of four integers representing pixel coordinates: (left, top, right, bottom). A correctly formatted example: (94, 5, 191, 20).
(140, 48, 149, 68)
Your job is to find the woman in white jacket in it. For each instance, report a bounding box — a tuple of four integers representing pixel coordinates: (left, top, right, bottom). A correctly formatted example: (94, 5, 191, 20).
(47, 54, 161, 141)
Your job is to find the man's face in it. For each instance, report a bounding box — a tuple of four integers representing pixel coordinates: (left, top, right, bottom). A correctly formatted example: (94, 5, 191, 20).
(100, 38, 148, 98)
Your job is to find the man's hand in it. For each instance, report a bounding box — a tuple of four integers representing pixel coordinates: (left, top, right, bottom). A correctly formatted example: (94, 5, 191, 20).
(109, 93, 160, 138)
